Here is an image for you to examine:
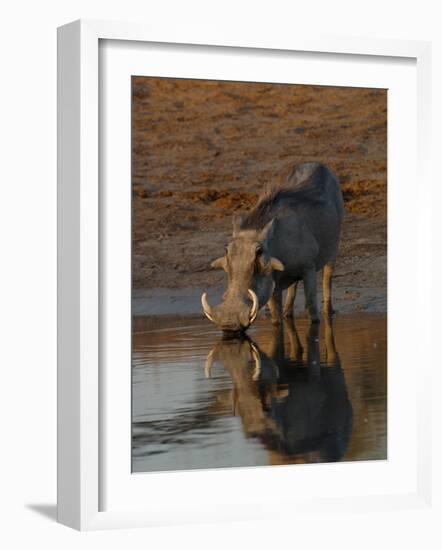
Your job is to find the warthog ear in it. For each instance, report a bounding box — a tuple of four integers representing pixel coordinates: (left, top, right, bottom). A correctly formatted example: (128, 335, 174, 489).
(211, 256, 227, 271)
(257, 255, 284, 274)
(270, 257, 284, 271)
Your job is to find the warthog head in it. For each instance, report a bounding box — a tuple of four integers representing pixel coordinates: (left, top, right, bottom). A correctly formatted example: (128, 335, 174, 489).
(201, 217, 284, 334)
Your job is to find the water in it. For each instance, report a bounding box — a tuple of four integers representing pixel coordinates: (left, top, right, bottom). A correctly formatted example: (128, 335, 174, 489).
(132, 314, 387, 473)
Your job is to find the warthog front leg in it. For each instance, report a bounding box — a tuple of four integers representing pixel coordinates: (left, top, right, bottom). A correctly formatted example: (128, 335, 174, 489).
(267, 288, 283, 326)
(284, 317, 303, 361)
(322, 262, 335, 317)
(303, 268, 320, 323)
(283, 282, 298, 319)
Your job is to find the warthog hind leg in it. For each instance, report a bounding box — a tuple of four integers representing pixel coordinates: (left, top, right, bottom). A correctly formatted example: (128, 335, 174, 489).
(322, 262, 336, 316)
(303, 268, 320, 323)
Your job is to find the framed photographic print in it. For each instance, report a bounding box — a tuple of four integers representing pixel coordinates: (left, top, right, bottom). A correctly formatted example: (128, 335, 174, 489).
(57, 19, 432, 530)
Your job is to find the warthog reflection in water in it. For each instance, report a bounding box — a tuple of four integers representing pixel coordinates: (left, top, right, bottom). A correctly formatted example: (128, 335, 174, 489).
(204, 317, 353, 464)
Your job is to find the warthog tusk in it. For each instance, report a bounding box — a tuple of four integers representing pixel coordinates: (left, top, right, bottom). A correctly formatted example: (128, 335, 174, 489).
(250, 342, 261, 381)
(201, 292, 214, 322)
(248, 289, 259, 324)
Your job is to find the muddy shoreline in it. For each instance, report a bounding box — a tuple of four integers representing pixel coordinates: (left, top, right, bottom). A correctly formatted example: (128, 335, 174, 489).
(132, 283, 386, 317)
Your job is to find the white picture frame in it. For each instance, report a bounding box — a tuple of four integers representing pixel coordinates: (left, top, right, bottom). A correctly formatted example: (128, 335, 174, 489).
(57, 19, 432, 531)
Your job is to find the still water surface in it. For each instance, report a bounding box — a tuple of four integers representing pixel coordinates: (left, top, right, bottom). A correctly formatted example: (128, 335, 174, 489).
(132, 314, 386, 473)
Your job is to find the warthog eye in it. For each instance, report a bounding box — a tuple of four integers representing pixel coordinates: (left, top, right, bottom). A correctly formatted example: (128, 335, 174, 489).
(256, 246, 263, 256)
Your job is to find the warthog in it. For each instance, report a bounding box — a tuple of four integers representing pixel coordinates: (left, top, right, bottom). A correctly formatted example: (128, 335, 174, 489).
(201, 162, 344, 333)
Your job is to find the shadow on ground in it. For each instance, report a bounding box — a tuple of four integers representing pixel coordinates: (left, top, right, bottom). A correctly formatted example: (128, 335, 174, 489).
(26, 504, 57, 522)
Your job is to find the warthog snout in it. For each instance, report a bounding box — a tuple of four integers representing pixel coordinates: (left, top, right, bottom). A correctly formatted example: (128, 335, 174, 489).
(201, 289, 258, 333)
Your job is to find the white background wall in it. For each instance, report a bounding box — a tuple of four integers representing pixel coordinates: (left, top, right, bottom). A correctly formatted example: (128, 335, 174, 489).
(0, 0, 440, 547)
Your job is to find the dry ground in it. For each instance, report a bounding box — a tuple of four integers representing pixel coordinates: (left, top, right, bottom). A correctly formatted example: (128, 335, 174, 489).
(132, 77, 387, 310)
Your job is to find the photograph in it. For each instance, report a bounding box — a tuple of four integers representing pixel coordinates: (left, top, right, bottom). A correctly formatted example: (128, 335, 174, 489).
(131, 76, 387, 473)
